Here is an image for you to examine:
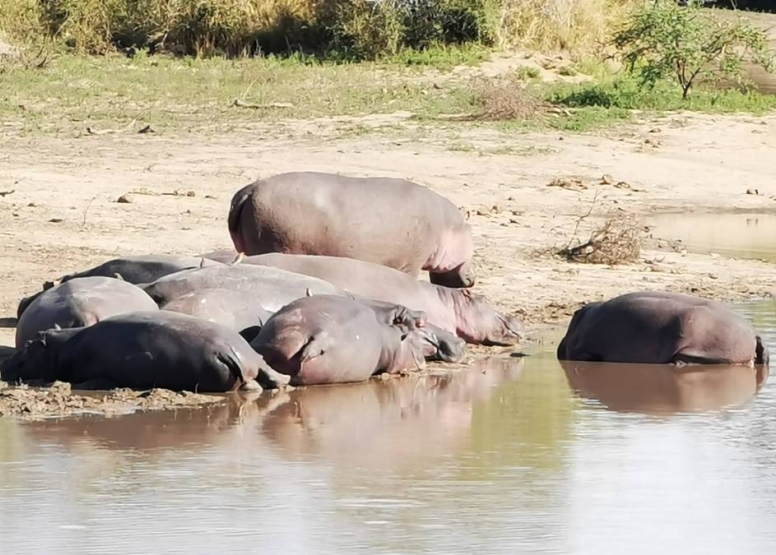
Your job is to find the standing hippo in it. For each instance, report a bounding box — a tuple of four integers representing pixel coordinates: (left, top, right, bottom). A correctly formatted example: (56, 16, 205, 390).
(227, 171, 476, 288)
(160, 288, 273, 342)
(16, 255, 225, 318)
(142, 263, 345, 312)
(15, 277, 159, 349)
(557, 291, 769, 365)
(221, 253, 522, 346)
(2, 311, 289, 393)
(251, 295, 429, 386)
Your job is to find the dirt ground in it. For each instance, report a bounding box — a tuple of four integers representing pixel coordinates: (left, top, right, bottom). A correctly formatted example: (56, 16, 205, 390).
(1, 109, 775, 418)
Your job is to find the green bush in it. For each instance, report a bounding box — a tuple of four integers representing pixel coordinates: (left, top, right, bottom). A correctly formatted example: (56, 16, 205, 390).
(613, 0, 775, 99)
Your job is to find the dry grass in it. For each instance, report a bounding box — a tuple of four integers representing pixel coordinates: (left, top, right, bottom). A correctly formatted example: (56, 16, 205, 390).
(558, 214, 643, 265)
(0, 0, 639, 58)
(494, 0, 638, 54)
(469, 76, 551, 120)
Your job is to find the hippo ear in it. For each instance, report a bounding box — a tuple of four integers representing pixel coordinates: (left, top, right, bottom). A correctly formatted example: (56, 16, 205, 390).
(53, 324, 62, 331)
(199, 258, 207, 268)
(464, 210, 471, 221)
(113, 272, 125, 281)
(461, 288, 473, 299)
(306, 287, 313, 297)
(43, 281, 56, 291)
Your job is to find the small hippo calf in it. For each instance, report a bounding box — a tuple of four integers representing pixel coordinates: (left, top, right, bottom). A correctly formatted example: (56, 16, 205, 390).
(15, 277, 158, 349)
(557, 291, 769, 366)
(228, 171, 476, 287)
(221, 253, 522, 346)
(2, 311, 290, 393)
(251, 295, 429, 386)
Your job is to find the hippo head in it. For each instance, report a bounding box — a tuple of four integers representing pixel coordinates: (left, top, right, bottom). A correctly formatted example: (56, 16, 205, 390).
(430, 259, 476, 289)
(0, 333, 56, 384)
(415, 326, 466, 363)
(456, 289, 524, 346)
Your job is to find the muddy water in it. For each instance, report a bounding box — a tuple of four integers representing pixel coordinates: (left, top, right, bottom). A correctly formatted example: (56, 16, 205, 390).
(0, 304, 775, 554)
(649, 212, 776, 262)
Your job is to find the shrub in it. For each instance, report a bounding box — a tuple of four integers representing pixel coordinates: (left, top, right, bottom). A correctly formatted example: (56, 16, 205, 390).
(613, 0, 775, 99)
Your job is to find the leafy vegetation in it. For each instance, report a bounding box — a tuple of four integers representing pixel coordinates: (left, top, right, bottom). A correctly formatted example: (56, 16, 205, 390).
(613, 0, 775, 99)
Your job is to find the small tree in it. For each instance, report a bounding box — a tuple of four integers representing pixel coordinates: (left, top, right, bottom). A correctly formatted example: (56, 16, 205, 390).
(613, 0, 775, 100)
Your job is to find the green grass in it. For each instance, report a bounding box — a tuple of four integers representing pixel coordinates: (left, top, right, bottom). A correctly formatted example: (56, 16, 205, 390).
(1, 49, 774, 137)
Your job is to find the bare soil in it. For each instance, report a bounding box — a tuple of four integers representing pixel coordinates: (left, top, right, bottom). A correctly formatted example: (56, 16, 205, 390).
(1, 110, 775, 418)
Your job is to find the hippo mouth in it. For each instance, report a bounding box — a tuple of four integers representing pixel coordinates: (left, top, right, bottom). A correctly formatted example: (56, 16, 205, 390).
(483, 315, 524, 347)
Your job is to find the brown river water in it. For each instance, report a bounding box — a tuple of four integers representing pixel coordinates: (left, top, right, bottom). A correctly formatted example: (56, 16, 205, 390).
(1, 299, 775, 554)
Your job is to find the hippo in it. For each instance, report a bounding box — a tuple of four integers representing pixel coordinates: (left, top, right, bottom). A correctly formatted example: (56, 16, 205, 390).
(208, 252, 523, 346)
(15, 277, 159, 349)
(2, 311, 290, 393)
(16, 255, 225, 318)
(160, 288, 273, 342)
(142, 263, 344, 312)
(251, 295, 429, 386)
(557, 291, 769, 365)
(227, 171, 475, 288)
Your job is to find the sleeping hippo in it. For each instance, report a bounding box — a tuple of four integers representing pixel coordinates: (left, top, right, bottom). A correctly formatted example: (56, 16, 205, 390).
(203, 252, 522, 346)
(142, 263, 344, 312)
(2, 311, 290, 393)
(17, 255, 225, 318)
(251, 295, 429, 386)
(227, 171, 476, 288)
(15, 277, 159, 349)
(557, 291, 769, 365)
(160, 288, 273, 342)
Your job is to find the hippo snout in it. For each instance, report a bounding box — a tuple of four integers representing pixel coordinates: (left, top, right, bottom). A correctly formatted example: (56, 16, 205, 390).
(485, 314, 525, 347)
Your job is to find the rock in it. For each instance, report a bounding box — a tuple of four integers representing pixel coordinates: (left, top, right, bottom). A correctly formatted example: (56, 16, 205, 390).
(117, 194, 133, 204)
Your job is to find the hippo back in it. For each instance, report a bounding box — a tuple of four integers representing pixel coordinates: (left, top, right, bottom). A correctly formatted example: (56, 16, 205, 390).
(15, 277, 158, 349)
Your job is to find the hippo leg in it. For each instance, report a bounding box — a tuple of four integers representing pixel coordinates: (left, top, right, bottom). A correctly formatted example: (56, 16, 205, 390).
(429, 261, 476, 289)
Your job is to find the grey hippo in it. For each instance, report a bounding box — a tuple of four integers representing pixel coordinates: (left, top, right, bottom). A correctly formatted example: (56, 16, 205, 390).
(557, 291, 769, 365)
(227, 171, 476, 288)
(201, 252, 522, 346)
(2, 311, 290, 392)
(17, 254, 225, 318)
(15, 276, 158, 349)
(251, 295, 431, 386)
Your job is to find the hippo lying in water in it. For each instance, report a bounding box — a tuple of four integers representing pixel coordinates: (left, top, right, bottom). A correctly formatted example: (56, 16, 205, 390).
(251, 295, 434, 386)
(201, 252, 523, 346)
(2, 311, 289, 392)
(557, 291, 769, 366)
(17, 255, 225, 318)
(227, 171, 476, 288)
(15, 277, 158, 349)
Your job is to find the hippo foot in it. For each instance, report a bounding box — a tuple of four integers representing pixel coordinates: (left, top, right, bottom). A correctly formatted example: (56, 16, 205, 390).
(239, 379, 263, 392)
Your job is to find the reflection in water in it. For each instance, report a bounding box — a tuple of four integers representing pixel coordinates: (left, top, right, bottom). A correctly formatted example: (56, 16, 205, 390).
(649, 213, 776, 262)
(0, 302, 775, 554)
(561, 360, 770, 415)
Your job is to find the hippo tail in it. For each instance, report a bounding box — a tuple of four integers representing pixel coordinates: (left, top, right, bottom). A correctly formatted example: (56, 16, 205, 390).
(227, 189, 251, 255)
(756, 335, 769, 366)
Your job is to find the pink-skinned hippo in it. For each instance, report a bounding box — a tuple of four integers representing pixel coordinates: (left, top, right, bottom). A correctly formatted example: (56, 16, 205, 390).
(15, 277, 159, 349)
(250, 295, 429, 386)
(227, 171, 476, 288)
(201, 252, 523, 346)
(2, 311, 290, 392)
(17, 255, 225, 318)
(557, 291, 769, 366)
